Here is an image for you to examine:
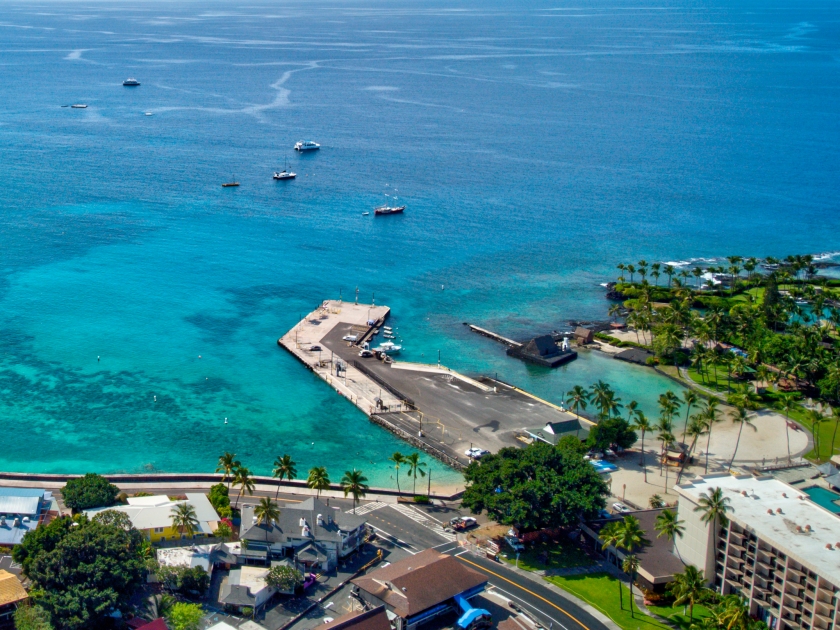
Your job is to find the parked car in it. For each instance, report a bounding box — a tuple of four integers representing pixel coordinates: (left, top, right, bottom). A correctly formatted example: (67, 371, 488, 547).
(465, 447, 490, 459)
(358, 349, 373, 357)
(342, 334, 358, 342)
(612, 502, 631, 513)
(309, 345, 322, 352)
(450, 516, 478, 531)
(504, 535, 525, 552)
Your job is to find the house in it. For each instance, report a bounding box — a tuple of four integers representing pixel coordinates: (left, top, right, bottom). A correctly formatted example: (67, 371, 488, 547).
(525, 419, 591, 446)
(321, 606, 391, 630)
(351, 549, 488, 630)
(0, 488, 59, 547)
(85, 494, 220, 543)
(574, 327, 594, 344)
(219, 565, 276, 615)
(506, 335, 577, 368)
(238, 498, 366, 571)
(126, 619, 168, 630)
(675, 474, 840, 630)
(581, 509, 685, 592)
(0, 570, 28, 624)
(156, 542, 239, 577)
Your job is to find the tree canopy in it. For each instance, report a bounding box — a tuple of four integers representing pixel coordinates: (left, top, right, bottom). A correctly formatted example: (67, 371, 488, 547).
(587, 417, 637, 451)
(61, 473, 120, 511)
(166, 602, 204, 630)
(12, 513, 145, 630)
(461, 440, 608, 531)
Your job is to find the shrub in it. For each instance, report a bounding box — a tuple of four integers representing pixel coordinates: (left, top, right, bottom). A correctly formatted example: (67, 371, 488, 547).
(413, 495, 430, 504)
(61, 473, 119, 511)
(166, 602, 204, 630)
(265, 565, 303, 593)
(208, 483, 230, 513)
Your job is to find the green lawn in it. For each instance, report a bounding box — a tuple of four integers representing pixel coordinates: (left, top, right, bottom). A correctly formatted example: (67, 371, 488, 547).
(685, 366, 734, 393)
(647, 603, 712, 630)
(546, 573, 671, 630)
(499, 540, 593, 572)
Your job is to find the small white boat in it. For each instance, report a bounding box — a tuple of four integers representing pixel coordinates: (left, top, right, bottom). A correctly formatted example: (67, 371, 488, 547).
(71, 104, 87, 109)
(294, 140, 320, 152)
(362, 212, 370, 216)
(373, 341, 402, 355)
(384, 334, 395, 340)
(273, 156, 296, 180)
(123, 78, 141, 86)
(145, 112, 153, 116)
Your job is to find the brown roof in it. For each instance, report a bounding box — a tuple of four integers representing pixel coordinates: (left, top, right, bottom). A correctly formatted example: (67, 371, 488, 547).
(351, 549, 487, 618)
(321, 606, 391, 630)
(0, 570, 27, 607)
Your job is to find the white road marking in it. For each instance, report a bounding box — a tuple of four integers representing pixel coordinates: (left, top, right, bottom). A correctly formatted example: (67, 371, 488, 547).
(389, 503, 456, 541)
(347, 501, 389, 515)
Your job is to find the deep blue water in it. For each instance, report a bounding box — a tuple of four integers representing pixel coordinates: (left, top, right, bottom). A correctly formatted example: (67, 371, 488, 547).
(0, 0, 837, 487)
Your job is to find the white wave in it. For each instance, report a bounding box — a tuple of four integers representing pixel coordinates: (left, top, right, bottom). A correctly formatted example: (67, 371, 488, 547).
(64, 49, 85, 60)
(811, 251, 840, 261)
(363, 85, 399, 91)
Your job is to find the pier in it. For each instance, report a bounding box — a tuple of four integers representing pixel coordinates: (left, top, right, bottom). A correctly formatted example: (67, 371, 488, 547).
(464, 323, 521, 348)
(279, 301, 588, 470)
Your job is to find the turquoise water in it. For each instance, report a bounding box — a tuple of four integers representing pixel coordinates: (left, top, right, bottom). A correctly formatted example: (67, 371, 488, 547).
(0, 0, 837, 487)
(803, 486, 840, 514)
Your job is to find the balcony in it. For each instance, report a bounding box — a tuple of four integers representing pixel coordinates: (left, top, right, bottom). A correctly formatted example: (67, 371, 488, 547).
(789, 568, 807, 579)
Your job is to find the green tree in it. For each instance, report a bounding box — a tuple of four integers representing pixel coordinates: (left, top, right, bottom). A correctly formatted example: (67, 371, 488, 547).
(341, 469, 369, 514)
(654, 509, 685, 559)
(213, 521, 233, 541)
(565, 385, 590, 420)
(702, 398, 722, 474)
(13, 513, 145, 630)
(622, 554, 641, 617)
(694, 487, 732, 536)
(166, 602, 204, 630)
(778, 395, 797, 463)
(13, 605, 53, 630)
(405, 453, 427, 496)
(266, 564, 304, 593)
(272, 454, 298, 501)
(307, 466, 331, 499)
(728, 406, 757, 471)
(681, 390, 698, 443)
(254, 497, 280, 544)
(649, 494, 665, 508)
(232, 466, 255, 509)
(215, 452, 240, 491)
(668, 565, 709, 620)
(462, 441, 608, 531)
(806, 409, 825, 460)
(586, 417, 637, 451)
(208, 483, 231, 515)
(61, 473, 119, 512)
(170, 503, 200, 539)
(631, 411, 652, 482)
(389, 452, 406, 495)
(600, 516, 648, 613)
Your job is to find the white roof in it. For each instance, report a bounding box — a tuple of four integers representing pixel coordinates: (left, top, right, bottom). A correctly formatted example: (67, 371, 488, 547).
(85, 493, 219, 533)
(156, 544, 216, 572)
(232, 566, 271, 596)
(207, 623, 238, 630)
(0, 496, 39, 516)
(676, 474, 840, 585)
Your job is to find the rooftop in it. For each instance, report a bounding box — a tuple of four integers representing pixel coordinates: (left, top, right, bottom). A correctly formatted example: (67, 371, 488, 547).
(352, 549, 487, 618)
(676, 474, 840, 585)
(85, 493, 219, 533)
(0, 488, 54, 546)
(156, 543, 227, 572)
(321, 606, 391, 630)
(240, 497, 365, 544)
(0, 570, 27, 607)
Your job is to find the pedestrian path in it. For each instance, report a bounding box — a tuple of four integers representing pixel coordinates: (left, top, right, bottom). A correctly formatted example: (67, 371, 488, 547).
(389, 503, 456, 542)
(347, 501, 389, 516)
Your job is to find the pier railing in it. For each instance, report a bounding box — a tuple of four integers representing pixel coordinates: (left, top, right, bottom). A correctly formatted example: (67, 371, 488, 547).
(353, 360, 416, 410)
(371, 413, 465, 471)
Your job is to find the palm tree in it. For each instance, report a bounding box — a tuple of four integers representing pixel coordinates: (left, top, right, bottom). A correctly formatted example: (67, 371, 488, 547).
(340, 469, 369, 514)
(778, 395, 796, 463)
(669, 565, 708, 620)
(389, 452, 406, 495)
(631, 412, 652, 482)
(807, 409, 824, 461)
(590, 380, 615, 420)
(622, 554, 640, 618)
(307, 466, 331, 500)
(272, 454, 297, 501)
(170, 502, 200, 539)
(702, 398, 721, 473)
(830, 406, 840, 462)
(649, 494, 665, 508)
(232, 466, 255, 509)
(728, 406, 757, 471)
(405, 453, 427, 496)
(254, 497, 280, 545)
(600, 516, 648, 612)
(658, 431, 676, 491)
(694, 487, 732, 541)
(681, 390, 698, 443)
(216, 452, 240, 491)
(565, 386, 590, 420)
(654, 509, 685, 560)
(677, 415, 707, 483)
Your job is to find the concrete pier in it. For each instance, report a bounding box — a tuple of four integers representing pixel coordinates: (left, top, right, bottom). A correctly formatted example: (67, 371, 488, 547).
(279, 301, 588, 471)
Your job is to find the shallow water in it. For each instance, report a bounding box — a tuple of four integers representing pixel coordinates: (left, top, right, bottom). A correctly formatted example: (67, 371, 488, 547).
(0, 0, 837, 487)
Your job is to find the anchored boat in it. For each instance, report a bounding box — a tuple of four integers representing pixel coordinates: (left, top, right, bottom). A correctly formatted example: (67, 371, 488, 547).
(123, 78, 141, 86)
(294, 140, 320, 152)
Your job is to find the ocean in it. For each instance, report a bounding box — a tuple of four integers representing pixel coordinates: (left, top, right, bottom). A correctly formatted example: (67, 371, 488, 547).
(0, 0, 837, 488)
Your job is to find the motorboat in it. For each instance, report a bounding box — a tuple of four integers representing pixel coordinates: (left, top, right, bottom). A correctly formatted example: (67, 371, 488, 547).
(273, 156, 296, 180)
(362, 212, 370, 216)
(294, 140, 320, 151)
(373, 341, 402, 355)
(71, 104, 87, 108)
(374, 205, 405, 216)
(384, 334, 395, 340)
(123, 78, 141, 86)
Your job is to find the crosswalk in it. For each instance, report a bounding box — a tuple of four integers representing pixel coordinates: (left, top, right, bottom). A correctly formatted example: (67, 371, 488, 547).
(389, 503, 456, 542)
(347, 501, 389, 516)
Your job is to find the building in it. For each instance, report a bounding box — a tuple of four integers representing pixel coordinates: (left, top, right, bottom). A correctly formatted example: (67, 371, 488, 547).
(675, 474, 840, 630)
(238, 498, 366, 571)
(156, 542, 240, 577)
(506, 335, 577, 367)
(581, 509, 686, 592)
(351, 549, 488, 630)
(219, 565, 276, 614)
(0, 488, 59, 546)
(321, 606, 392, 630)
(85, 494, 220, 543)
(525, 419, 591, 446)
(0, 570, 28, 624)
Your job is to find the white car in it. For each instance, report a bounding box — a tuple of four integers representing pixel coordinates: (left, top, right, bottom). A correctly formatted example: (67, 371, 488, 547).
(465, 447, 490, 459)
(342, 334, 358, 342)
(358, 349, 373, 357)
(612, 502, 631, 513)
